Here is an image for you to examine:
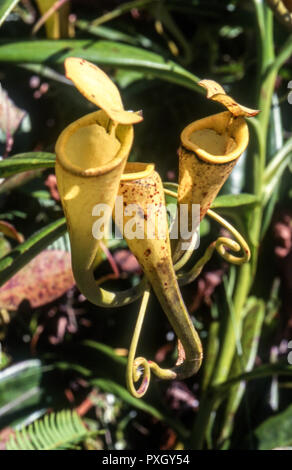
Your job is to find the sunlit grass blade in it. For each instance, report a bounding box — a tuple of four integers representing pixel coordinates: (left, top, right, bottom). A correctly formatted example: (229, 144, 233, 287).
(0, 40, 202, 93)
(0, 152, 55, 178)
(0, 0, 20, 27)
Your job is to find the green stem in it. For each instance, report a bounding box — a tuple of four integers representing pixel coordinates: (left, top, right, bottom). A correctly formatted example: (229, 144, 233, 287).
(191, 1, 279, 449)
(190, 392, 218, 449)
(201, 321, 220, 393)
(213, 2, 275, 384)
(91, 0, 157, 26)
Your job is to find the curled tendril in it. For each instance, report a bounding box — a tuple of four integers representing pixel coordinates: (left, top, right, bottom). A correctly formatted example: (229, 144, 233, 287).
(126, 288, 176, 398)
(173, 231, 198, 272)
(163, 186, 250, 285)
(207, 209, 250, 265)
(177, 241, 216, 286)
(126, 288, 151, 398)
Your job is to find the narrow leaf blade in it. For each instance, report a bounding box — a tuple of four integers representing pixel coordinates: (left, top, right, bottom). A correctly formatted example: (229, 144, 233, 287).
(0, 40, 202, 92)
(0, 152, 55, 178)
(0, 0, 20, 27)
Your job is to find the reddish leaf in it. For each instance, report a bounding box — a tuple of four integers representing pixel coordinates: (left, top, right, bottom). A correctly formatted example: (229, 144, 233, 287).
(0, 250, 75, 309)
(0, 220, 24, 243)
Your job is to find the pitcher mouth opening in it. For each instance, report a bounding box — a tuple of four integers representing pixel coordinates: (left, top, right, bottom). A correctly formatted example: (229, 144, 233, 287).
(180, 111, 249, 164)
(121, 162, 155, 181)
(55, 110, 133, 177)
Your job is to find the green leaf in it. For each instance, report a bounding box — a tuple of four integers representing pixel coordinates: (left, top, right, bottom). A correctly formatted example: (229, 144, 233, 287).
(0, 236, 11, 258)
(6, 410, 95, 450)
(218, 298, 265, 446)
(237, 297, 265, 369)
(211, 193, 260, 209)
(0, 351, 10, 370)
(214, 363, 292, 395)
(201, 320, 219, 392)
(261, 190, 278, 239)
(0, 218, 66, 287)
(82, 340, 127, 366)
(0, 152, 55, 178)
(263, 136, 292, 205)
(0, 360, 42, 417)
(253, 404, 292, 450)
(0, 0, 20, 27)
(91, 0, 157, 26)
(0, 40, 202, 92)
(76, 20, 153, 49)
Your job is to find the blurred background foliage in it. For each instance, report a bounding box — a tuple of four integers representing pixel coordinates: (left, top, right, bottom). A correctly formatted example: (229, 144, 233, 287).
(0, 0, 292, 450)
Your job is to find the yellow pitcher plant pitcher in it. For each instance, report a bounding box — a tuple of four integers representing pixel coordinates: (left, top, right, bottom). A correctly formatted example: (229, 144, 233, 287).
(55, 59, 257, 398)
